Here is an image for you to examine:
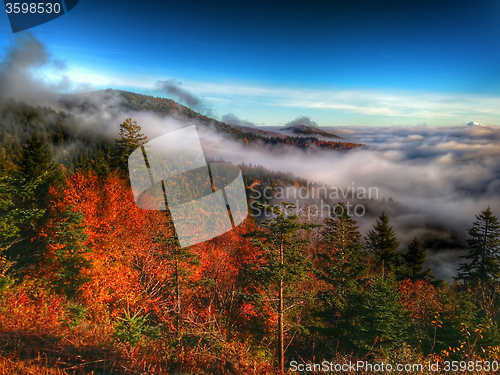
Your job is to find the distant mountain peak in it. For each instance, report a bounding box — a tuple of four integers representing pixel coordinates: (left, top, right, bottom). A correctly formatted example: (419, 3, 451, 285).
(279, 124, 342, 138)
(467, 121, 487, 127)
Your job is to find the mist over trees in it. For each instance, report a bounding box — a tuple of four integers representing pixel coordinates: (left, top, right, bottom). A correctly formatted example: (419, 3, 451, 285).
(1, 103, 500, 373)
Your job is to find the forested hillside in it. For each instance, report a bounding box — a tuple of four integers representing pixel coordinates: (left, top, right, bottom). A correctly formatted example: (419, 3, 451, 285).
(62, 90, 363, 151)
(279, 124, 343, 138)
(0, 100, 499, 374)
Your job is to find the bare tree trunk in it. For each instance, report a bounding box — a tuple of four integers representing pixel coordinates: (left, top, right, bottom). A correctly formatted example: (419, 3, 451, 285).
(278, 235, 284, 375)
(175, 257, 180, 334)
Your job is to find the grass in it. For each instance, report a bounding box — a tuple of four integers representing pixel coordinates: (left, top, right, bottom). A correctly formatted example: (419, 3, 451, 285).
(0, 355, 69, 375)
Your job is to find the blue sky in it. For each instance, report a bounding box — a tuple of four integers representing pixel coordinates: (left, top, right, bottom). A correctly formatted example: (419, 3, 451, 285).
(1, 0, 500, 126)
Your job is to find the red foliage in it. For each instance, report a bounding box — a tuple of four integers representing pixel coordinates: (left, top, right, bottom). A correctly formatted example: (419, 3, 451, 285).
(399, 279, 442, 321)
(0, 282, 65, 335)
(49, 172, 171, 319)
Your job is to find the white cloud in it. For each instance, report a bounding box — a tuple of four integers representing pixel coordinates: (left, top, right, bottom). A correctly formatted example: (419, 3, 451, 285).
(48, 63, 500, 126)
(407, 134, 424, 140)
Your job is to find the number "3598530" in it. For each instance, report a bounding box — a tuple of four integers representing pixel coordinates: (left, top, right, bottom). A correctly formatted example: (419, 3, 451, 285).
(5, 3, 62, 14)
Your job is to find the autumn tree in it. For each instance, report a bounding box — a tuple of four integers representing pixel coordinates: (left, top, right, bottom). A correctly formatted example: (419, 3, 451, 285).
(59, 172, 162, 319)
(182, 219, 271, 368)
(152, 221, 199, 338)
(399, 279, 442, 353)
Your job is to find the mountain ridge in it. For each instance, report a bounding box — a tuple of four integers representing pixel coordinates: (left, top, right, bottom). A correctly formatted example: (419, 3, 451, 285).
(279, 124, 343, 139)
(61, 89, 363, 152)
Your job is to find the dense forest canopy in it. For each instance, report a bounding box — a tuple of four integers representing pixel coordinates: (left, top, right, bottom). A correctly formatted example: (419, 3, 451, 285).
(0, 95, 499, 374)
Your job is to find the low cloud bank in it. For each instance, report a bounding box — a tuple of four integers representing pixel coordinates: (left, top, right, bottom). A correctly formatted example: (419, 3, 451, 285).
(200, 124, 500, 281)
(2, 34, 498, 281)
(221, 113, 257, 128)
(283, 116, 319, 128)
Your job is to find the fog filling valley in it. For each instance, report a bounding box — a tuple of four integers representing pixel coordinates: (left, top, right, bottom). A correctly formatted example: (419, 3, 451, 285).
(2, 34, 500, 282)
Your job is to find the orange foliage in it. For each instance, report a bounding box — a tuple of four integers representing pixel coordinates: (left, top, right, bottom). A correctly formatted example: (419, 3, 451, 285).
(399, 279, 442, 321)
(49, 172, 172, 320)
(0, 281, 65, 335)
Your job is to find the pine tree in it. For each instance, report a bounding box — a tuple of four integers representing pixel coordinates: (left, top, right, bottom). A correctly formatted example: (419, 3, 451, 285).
(322, 202, 362, 252)
(317, 202, 367, 310)
(349, 275, 409, 353)
(112, 118, 147, 173)
(456, 208, 500, 324)
(314, 203, 368, 354)
(251, 203, 313, 375)
(6, 133, 63, 273)
(16, 133, 62, 202)
(402, 238, 433, 281)
(457, 207, 500, 284)
(49, 208, 91, 299)
(365, 211, 401, 275)
(0, 171, 42, 251)
(0, 158, 42, 290)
